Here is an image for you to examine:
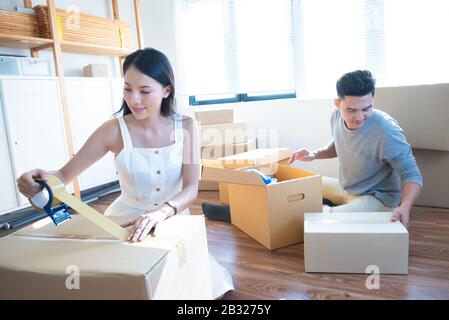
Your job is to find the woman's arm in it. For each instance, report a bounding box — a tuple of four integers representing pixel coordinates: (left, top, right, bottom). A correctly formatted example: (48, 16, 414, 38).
(17, 119, 119, 198)
(155, 116, 200, 217)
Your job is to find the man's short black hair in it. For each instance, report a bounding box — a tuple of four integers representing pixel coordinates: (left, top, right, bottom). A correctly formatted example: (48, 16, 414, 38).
(336, 70, 376, 99)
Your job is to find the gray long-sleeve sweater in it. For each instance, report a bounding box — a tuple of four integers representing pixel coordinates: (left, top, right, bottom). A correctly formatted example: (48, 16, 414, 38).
(331, 108, 423, 207)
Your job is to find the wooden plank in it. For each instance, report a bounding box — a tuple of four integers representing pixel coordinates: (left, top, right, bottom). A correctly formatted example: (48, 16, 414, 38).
(134, 0, 144, 49)
(46, 0, 80, 198)
(0, 33, 53, 49)
(60, 41, 134, 56)
(112, 0, 120, 20)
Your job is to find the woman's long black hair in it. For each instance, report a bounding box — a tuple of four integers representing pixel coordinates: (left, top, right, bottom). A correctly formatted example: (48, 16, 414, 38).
(115, 48, 176, 117)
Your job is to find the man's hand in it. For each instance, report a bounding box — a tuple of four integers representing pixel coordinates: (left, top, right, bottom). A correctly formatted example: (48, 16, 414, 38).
(391, 206, 410, 229)
(288, 148, 316, 164)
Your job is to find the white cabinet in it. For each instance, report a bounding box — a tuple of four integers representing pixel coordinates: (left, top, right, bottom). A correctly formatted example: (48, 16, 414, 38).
(65, 78, 118, 191)
(110, 78, 124, 114)
(0, 96, 18, 214)
(0, 79, 69, 206)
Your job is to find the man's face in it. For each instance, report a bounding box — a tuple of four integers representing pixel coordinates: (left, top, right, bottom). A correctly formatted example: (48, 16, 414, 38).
(334, 93, 374, 130)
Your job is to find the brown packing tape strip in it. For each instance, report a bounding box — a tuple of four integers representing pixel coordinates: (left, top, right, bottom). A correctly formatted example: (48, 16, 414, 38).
(46, 176, 128, 241)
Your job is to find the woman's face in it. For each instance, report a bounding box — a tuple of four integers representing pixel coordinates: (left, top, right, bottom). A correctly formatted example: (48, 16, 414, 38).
(123, 65, 171, 120)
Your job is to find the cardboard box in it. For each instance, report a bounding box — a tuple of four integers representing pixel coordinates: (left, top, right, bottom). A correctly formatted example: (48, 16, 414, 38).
(200, 121, 247, 147)
(0, 215, 213, 299)
(200, 138, 257, 160)
(195, 109, 234, 125)
(304, 212, 409, 274)
(219, 182, 230, 204)
(202, 163, 322, 250)
(198, 180, 219, 191)
(217, 148, 291, 171)
(83, 63, 109, 77)
(213, 147, 289, 205)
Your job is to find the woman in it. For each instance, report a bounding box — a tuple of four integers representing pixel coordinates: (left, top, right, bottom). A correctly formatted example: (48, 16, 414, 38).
(17, 48, 233, 298)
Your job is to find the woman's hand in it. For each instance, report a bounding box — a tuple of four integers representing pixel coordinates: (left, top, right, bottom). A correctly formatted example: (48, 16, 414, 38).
(121, 210, 169, 242)
(17, 169, 50, 198)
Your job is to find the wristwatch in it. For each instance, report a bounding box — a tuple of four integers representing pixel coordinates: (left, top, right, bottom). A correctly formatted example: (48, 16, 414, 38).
(164, 201, 178, 216)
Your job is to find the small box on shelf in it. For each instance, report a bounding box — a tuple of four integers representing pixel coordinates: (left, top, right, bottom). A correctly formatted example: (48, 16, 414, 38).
(83, 64, 109, 77)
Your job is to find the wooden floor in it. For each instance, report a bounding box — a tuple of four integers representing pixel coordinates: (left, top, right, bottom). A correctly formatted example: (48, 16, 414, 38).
(91, 191, 449, 300)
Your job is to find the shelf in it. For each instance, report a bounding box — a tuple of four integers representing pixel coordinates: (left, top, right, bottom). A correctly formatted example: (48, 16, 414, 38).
(0, 33, 53, 50)
(0, 34, 134, 57)
(59, 41, 135, 57)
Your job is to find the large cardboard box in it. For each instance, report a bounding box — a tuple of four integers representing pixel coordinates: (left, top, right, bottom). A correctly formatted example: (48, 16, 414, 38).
(218, 182, 230, 204)
(304, 212, 409, 274)
(195, 109, 234, 125)
(200, 138, 257, 160)
(200, 121, 247, 147)
(0, 215, 213, 299)
(198, 180, 219, 191)
(202, 163, 322, 250)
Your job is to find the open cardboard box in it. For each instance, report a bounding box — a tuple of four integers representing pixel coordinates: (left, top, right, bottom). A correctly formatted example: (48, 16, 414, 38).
(0, 215, 213, 299)
(304, 212, 409, 274)
(202, 150, 322, 250)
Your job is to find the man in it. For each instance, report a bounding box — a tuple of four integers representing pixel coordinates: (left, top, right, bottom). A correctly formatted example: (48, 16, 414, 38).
(289, 70, 423, 228)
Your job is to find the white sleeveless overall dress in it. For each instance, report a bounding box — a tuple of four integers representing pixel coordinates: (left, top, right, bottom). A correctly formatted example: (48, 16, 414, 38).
(104, 114, 234, 298)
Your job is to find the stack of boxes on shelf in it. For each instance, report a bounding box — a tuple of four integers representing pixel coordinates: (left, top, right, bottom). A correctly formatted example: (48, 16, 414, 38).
(33, 5, 134, 49)
(195, 109, 256, 191)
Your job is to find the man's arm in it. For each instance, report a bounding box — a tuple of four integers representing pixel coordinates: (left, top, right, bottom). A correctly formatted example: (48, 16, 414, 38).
(289, 140, 337, 163)
(314, 140, 337, 159)
(391, 182, 422, 229)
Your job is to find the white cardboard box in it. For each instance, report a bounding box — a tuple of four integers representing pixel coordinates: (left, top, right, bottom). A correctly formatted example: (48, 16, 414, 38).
(304, 212, 409, 274)
(0, 215, 213, 299)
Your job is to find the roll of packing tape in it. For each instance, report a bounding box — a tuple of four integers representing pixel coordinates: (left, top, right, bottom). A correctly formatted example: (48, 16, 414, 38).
(30, 188, 50, 209)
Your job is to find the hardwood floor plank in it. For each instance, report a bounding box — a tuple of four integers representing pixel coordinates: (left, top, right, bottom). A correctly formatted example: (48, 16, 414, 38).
(88, 190, 449, 300)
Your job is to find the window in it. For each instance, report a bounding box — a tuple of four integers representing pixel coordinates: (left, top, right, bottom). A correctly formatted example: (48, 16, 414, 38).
(175, 0, 297, 105)
(176, 0, 449, 103)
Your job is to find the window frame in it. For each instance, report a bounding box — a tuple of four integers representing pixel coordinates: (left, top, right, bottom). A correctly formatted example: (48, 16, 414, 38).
(188, 91, 297, 106)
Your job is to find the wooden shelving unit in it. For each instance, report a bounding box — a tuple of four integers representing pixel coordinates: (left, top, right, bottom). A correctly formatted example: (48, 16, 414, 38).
(59, 41, 134, 57)
(0, 0, 143, 197)
(0, 34, 53, 50)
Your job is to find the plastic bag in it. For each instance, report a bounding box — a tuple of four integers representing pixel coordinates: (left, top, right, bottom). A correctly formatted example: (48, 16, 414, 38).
(242, 168, 277, 185)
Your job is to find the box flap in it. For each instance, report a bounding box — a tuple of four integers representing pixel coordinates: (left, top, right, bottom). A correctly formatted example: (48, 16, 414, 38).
(201, 166, 266, 186)
(217, 148, 292, 169)
(304, 212, 408, 234)
(14, 215, 203, 242)
(15, 215, 132, 240)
